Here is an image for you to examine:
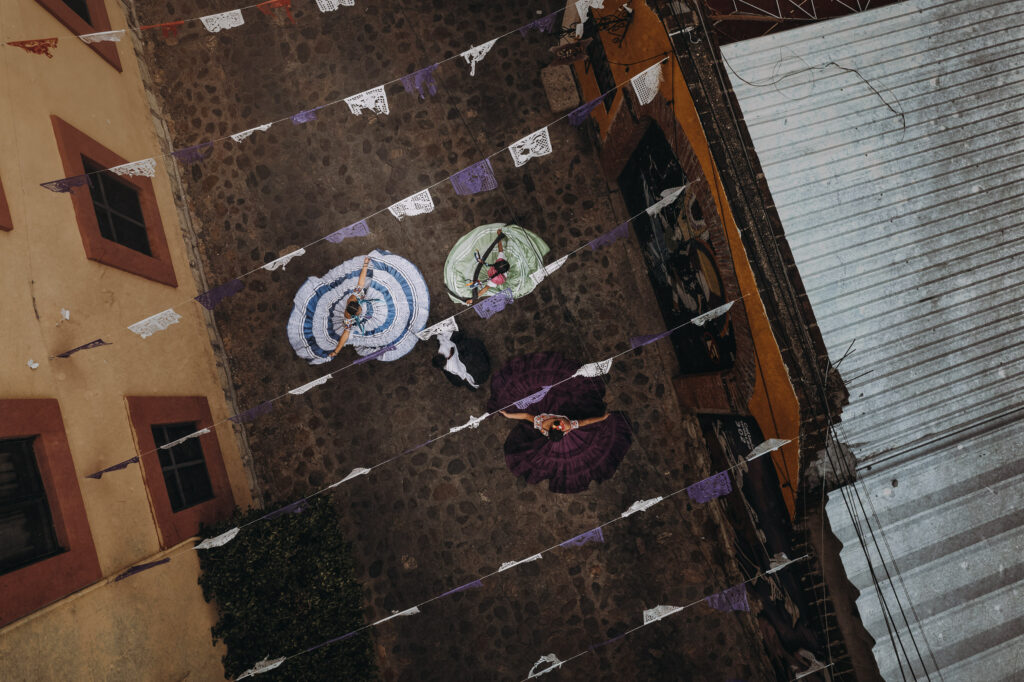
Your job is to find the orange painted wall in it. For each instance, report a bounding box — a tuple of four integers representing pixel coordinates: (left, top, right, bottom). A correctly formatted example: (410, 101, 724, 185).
(570, 1, 800, 516)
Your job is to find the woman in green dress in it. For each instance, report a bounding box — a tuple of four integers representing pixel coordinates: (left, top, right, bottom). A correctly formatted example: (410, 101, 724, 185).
(443, 223, 550, 305)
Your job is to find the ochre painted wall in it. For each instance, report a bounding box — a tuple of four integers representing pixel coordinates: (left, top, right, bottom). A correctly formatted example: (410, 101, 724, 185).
(0, 0, 252, 676)
(570, 0, 801, 516)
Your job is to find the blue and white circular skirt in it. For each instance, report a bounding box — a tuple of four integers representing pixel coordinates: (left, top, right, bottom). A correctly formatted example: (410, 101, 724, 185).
(287, 249, 430, 364)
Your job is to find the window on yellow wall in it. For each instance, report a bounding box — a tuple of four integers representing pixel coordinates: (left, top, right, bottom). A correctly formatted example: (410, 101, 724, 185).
(0, 438, 63, 575)
(583, 21, 616, 111)
(0, 175, 12, 231)
(151, 423, 215, 513)
(34, 0, 122, 71)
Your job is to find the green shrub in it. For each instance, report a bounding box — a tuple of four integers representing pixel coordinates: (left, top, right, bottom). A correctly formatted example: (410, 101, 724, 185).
(197, 496, 377, 681)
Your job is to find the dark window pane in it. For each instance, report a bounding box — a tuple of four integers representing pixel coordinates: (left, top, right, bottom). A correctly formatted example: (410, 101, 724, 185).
(584, 22, 616, 112)
(61, 0, 91, 24)
(81, 157, 151, 256)
(151, 423, 214, 513)
(0, 438, 62, 575)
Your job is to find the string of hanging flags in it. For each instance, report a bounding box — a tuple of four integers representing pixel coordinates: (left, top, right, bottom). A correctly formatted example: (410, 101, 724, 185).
(48, 56, 668, 359)
(225, 448, 797, 679)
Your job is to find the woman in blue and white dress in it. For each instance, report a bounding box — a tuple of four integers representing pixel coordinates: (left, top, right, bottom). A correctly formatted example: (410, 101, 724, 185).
(287, 249, 430, 364)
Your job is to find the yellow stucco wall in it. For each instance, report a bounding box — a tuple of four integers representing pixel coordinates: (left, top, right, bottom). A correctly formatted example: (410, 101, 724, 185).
(0, 1, 252, 677)
(571, 1, 801, 516)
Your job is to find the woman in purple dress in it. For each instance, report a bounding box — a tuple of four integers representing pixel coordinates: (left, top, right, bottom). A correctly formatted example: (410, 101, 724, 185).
(487, 352, 632, 493)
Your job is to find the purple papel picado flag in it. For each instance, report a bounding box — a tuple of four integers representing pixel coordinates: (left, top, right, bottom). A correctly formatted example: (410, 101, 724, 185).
(449, 159, 498, 196)
(473, 290, 513, 319)
(41, 174, 91, 193)
(440, 579, 483, 598)
(588, 222, 629, 250)
(559, 527, 605, 549)
(514, 385, 553, 410)
(172, 142, 214, 165)
(291, 108, 319, 125)
(686, 471, 732, 503)
(353, 344, 396, 365)
(195, 279, 245, 310)
(228, 401, 274, 424)
(261, 498, 309, 521)
(54, 338, 111, 358)
(114, 557, 170, 582)
(518, 11, 559, 37)
(704, 584, 749, 612)
(401, 64, 439, 100)
(326, 220, 370, 244)
(86, 456, 139, 480)
(568, 93, 611, 127)
(629, 328, 675, 349)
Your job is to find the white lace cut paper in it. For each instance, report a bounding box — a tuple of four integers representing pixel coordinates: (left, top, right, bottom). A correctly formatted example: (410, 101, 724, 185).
(79, 30, 123, 43)
(345, 86, 389, 116)
(499, 553, 542, 572)
(111, 159, 157, 178)
(450, 413, 489, 434)
(316, 0, 355, 10)
(231, 124, 273, 143)
(195, 527, 240, 550)
(201, 10, 245, 33)
(691, 300, 735, 326)
(416, 316, 458, 341)
(573, 358, 613, 378)
(129, 308, 182, 339)
(237, 656, 285, 680)
(528, 654, 565, 679)
(643, 604, 684, 625)
(508, 127, 552, 168)
(289, 375, 331, 395)
(766, 553, 805, 575)
(388, 189, 434, 220)
(529, 255, 569, 286)
(329, 467, 371, 488)
(632, 61, 663, 106)
(374, 606, 421, 625)
(646, 185, 685, 217)
(747, 438, 792, 462)
(621, 496, 664, 518)
(262, 248, 306, 271)
(574, 0, 605, 38)
(159, 428, 210, 450)
(460, 39, 497, 77)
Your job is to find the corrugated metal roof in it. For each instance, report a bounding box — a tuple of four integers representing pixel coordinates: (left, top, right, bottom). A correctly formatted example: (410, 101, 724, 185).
(721, 0, 1024, 679)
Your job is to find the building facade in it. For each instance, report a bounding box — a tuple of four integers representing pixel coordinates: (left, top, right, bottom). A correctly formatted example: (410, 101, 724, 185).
(0, 0, 256, 678)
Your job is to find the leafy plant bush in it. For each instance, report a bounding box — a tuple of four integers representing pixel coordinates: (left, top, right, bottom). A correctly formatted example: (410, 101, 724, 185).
(197, 497, 377, 681)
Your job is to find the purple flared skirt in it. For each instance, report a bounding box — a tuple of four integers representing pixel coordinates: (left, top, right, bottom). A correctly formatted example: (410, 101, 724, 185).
(487, 352, 632, 493)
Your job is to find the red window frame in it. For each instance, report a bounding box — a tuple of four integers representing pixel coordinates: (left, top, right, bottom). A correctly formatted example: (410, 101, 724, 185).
(34, 0, 122, 71)
(50, 115, 178, 287)
(0, 399, 101, 627)
(126, 397, 235, 549)
(0, 175, 12, 231)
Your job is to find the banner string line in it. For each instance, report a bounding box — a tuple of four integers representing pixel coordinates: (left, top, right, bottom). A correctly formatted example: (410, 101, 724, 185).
(515, 557, 815, 682)
(82, 195, 733, 480)
(27, 5, 567, 184)
(49, 53, 670, 355)
(225, 450, 798, 677)
(104, 294, 750, 582)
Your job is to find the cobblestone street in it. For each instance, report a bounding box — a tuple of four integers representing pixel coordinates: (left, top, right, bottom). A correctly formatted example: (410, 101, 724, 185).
(138, 1, 774, 679)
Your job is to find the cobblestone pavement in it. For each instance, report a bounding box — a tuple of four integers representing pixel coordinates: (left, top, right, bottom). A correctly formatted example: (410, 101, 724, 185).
(138, 1, 774, 679)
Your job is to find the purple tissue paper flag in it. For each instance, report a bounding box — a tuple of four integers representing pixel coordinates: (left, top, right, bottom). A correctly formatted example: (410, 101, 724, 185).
(195, 279, 245, 310)
(513, 385, 552, 410)
(518, 11, 560, 36)
(630, 328, 675, 349)
(326, 220, 370, 244)
(54, 338, 111, 358)
(449, 158, 498, 196)
(704, 584, 749, 612)
(353, 344, 396, 365)
(291, 108, 319, 124)
(440, 579, 484, 598)
(303, 630, 359, 655)
(86, 456, 139, 480)
(473, 290, 513, 319)
(560, 527, 605, 549)
(262, 498, 309, 521)
(41, 174, 91, 193)
(686, 471, 732, 504)
(589, 633, 627, 651)
(568, 93, 611, 127)
(401, 64, 439, 99)
(172, 142, 214, 165)
(401, 438, 435, 455)
(588, 222, 629, 251)
(114, 557, 170, 582)
(229, 401, 274, 424)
